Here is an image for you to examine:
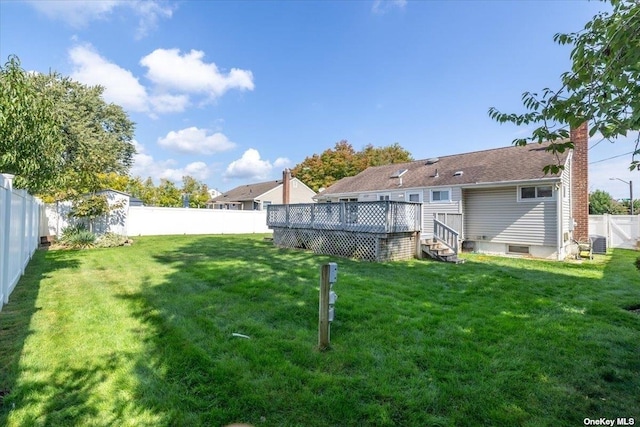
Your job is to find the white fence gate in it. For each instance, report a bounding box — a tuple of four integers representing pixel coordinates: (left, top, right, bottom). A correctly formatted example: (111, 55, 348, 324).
(1, 174, 42, 311)
(589, 214, 639, 250)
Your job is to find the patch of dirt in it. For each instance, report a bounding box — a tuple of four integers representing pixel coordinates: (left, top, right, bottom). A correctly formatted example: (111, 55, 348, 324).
(624, 304, 640, 315)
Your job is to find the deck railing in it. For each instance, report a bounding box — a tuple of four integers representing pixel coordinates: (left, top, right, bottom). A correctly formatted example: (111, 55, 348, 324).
(267, 201, 421, 234)
(433, 218, 459, 254)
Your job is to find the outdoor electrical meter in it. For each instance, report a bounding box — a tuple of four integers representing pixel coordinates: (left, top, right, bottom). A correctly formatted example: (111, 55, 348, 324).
(328, 262, 338, 284)
(329, 289, 337, 322)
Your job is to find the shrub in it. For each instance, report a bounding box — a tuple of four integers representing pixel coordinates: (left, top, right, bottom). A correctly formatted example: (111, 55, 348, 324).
(64, 230, 96, 249)
(59, 224, 96, 249)
(95, 233, 129, 248)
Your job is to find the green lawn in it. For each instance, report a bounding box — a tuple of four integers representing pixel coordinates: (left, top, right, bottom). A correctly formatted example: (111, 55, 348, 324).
(0, 234, 638, 426)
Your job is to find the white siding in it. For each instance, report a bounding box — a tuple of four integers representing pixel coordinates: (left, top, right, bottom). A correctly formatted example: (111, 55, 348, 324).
(560, 158, 573, 254)
(463, 186, 557, 246)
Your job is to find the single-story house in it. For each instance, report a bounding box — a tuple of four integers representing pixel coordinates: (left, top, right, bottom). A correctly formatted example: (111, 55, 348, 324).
(208, 169, 316, 210)
(315, 124, 589, 260)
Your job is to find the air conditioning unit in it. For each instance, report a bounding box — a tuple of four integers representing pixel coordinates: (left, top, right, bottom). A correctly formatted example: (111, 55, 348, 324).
(590, 235, 607, 254)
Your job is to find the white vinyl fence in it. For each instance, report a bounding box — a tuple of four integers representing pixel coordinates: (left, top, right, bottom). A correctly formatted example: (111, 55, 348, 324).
(589, 214, 640, 250)
(1, 174, 42, 311)
(127, 206, 270, 236)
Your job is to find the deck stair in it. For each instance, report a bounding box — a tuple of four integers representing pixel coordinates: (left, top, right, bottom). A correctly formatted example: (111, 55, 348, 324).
(421, 238, 465, 264)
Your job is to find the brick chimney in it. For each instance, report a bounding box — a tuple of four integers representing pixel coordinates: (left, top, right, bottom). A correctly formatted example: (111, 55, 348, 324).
(570, 122, 589, 239)
(282, 169, 291, 204)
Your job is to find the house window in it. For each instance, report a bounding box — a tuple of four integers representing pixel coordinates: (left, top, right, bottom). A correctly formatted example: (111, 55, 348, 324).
(408, 192, 422, 203)
(519, 185, 555, 201)
(339, 198, 358, 202)
(262, 201, 272, 210)
(378, 194, 390, 201)
(430, 189, 451, 203)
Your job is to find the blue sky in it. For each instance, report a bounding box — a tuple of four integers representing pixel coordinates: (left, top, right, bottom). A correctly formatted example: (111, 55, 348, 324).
(0, 0, 636, 199)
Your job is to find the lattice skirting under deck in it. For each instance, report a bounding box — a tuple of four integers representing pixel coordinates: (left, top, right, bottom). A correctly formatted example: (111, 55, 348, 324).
(271, 228, 417, 261)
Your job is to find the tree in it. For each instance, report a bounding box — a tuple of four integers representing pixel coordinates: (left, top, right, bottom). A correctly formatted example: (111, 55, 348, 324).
(181, 176, 210, 208)
(357, 143, 414, 168)
(139, 177, 158, 206)
(0, 55, 135, 197)
(156, 179, 181, 207)
(589, 189, 627, 214)
(292, 141, 413, 192)
(31, 72, 135, 199)
(98, 172, 131, 193)
(489, 0, 640, 173)
(68, 194, 111, 232)
(620, 198, 640, 215)
(0, 55, 64, 193)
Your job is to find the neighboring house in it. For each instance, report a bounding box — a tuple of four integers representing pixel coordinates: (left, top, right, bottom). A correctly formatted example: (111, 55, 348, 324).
(208, 188, 222, 199)
(315, 125, 589, 260)
(208, 170, 316, 210)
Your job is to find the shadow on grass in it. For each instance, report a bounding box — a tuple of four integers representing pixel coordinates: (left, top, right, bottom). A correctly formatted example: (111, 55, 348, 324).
(118, 236, 640, 426)
(0, 249, 80, 424)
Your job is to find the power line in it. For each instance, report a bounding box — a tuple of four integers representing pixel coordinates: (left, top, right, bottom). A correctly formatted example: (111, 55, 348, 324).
(589, 151, 634, 164)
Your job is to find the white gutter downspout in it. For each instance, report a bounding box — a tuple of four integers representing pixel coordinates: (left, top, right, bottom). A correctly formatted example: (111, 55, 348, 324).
(556, 182, 563, 260)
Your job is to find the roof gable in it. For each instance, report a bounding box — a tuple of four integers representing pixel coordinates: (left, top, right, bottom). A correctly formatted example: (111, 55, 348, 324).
(211, 179, 283, 202)
(320, 141, 570, 196)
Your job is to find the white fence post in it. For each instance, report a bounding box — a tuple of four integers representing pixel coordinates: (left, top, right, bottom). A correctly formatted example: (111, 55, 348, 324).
(1, 174, 15, 307)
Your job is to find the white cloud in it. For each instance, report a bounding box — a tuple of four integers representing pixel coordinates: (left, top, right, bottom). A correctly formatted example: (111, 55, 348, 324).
(148, 93, 190, 114)
(158, 127, 236, 155)
(130, 141, 212, 183)
(130, 1, 174, 40)
(27, 0, 173, 38)
(68, 44, 253, 116)
(273, 157, 291, 168)
(224, 149, 275, 181)
(69, 44, 149, 113)
(140, 49, 254, 99)
(372, 0, 407, 15)
(161, 161, 210, 182)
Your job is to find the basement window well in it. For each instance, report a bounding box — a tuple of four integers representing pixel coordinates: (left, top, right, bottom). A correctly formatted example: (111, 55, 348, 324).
(508, 245, 530, 254)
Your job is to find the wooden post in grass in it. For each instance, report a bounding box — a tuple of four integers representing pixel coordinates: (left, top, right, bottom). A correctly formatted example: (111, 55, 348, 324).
(318, 263, 337, 350)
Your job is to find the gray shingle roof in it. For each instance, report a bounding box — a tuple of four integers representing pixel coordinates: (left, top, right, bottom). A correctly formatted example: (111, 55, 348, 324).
(210, 180, 283, 203)
(319, 141, 569, 196)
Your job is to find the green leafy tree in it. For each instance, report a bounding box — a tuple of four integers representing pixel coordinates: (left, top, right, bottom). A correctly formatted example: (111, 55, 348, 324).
(292, 141, 413, 192)
(489, 0, 640, 173)
(0, 55, 64, 192)
(98, 172, 131, 193)
(589, 189, 627, 214)
(156, 179, 181, 207)
(357, 143, 414, 168)
(125, 176, 146, 201)
(620, 198, 640, 215)
(31, 72, 135, 199)
(139, 177, 158, 206)
(68, 194, 110, 232)
(0, 55, 135, 197)
(181, 176, 209, 208)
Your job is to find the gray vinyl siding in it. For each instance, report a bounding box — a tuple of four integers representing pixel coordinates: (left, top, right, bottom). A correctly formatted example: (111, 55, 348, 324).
(464, 186, 557, 246)
(423, 187, 462, 235)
